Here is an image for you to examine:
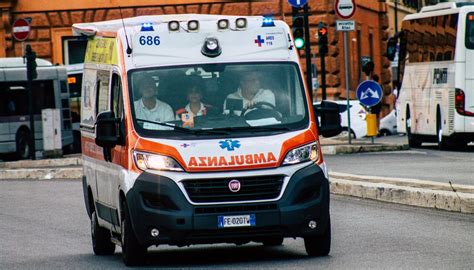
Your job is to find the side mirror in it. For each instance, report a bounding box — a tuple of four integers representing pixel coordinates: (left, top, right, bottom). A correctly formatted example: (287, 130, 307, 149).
(313, 101, 342, 138)
(95, 111, 119, 149)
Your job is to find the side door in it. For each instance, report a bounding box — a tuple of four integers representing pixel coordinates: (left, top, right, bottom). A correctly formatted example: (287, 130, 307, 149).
(94, 70, 125, 228)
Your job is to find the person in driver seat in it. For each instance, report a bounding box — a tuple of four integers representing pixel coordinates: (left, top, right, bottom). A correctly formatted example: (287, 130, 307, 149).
(223, 72, 275, 115)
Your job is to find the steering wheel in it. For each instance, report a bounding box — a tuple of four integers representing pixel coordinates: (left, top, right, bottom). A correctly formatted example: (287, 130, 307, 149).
(244, 101, 282, 121)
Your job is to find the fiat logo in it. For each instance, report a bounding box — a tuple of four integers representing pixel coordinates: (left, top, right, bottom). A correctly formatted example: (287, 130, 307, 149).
(228, 179, 241, 193)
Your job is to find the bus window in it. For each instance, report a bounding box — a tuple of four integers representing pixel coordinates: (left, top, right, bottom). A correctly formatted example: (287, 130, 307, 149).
(466, 13, 474, 49)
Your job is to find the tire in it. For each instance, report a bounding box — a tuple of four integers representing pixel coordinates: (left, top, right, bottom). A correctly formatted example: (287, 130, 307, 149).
(91, 211, 115, 255)
(437, 116, 449, 150)
(340, 128, 356, 139)
(121, 202, 146, 266)
(378, 129, 391, 137)
(304, 218, 331, 257)
(262, 237, 284, 246)
(406, 111, 421, 148)
(16, 130, 31, 160)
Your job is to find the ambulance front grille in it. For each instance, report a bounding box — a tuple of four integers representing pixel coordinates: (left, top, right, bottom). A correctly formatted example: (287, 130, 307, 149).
(182, 175, 284, 203)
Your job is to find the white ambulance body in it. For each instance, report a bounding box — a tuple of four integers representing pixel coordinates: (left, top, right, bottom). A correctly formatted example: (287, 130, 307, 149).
(75, 14, 339, 266)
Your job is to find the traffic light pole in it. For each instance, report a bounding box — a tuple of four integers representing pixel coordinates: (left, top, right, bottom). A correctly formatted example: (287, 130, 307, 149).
(303, 4, 313, 102)
(25, 45, 36, 160)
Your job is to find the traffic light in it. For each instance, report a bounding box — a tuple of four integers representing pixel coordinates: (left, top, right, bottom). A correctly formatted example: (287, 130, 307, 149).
(318, 25, 328, 56)
(363, 61, 375, 77)
(25, 45, 37, 81)
(387, 36, 397, 61)
(292, 8, 305, 49)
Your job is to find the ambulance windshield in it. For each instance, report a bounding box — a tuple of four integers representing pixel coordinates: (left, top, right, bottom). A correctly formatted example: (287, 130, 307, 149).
(129, 62, 308, 137)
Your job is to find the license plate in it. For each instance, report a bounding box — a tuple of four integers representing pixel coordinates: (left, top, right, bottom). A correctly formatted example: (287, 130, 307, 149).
(218, 214, 256, 228)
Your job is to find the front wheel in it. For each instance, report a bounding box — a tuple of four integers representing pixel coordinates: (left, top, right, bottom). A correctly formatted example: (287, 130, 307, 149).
(304, 218, 331, 257)
(16, 130, 31, 160)
(121, 202, 147, 266)
(91, 211, 115, 255)
(406, 112, 421, 148)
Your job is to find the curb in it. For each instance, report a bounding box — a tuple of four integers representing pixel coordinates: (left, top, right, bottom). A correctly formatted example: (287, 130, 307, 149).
(321, 143, 409, 155)
(329, 172, 474, 214)
(0, 167, 83, 180)
(0, 157, 82, 169)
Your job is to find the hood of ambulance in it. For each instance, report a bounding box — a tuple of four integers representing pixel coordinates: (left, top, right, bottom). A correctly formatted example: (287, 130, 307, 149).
(134, 129, 317, 172)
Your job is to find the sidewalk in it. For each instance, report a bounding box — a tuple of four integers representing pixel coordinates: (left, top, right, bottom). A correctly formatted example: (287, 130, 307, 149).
(1, 141, 472, 214)
(320, 134, 409, 155)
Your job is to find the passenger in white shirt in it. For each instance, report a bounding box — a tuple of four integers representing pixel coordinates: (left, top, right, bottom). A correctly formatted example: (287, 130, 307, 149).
(134, 77, 174, 124)
(176, 77, 210, 119)
(224, 72, 275, 115)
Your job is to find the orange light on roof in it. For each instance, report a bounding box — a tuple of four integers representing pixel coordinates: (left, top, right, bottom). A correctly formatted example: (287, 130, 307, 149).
(68, 77, 76, 84)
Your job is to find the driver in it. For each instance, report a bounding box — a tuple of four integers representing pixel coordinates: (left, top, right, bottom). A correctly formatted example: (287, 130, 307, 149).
(134, 76, 174, 123)
(223, 72, 275, 114)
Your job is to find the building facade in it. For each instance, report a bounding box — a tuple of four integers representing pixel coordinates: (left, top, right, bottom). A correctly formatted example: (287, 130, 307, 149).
(1, 0, 393, 114)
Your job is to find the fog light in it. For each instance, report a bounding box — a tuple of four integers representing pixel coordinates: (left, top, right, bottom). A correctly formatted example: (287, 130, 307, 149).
(217, 19, 229, 30)
(308, 220, 317, 229)
(188, 20, 199, 31)
(151, 228, 160, 237)
(236, 18, 247, 29)
(168, 21, 180, 32)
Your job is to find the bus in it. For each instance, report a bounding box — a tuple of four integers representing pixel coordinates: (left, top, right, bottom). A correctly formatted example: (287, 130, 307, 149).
(395, 2, 474, 149)
(66, 63, 84, 153)
(0, 58, 74, 159)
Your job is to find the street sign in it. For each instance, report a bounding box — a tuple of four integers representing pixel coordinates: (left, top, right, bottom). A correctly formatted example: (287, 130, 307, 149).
(12, 18, 31, 41)
(288, 0, 308, 8)
(335, 0, 356, 19)
(336, 20, 355, 31)
(356, 80, 382, 107)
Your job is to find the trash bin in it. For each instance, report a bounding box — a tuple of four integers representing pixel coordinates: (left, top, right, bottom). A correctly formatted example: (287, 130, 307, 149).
(366, 113, 378, 137)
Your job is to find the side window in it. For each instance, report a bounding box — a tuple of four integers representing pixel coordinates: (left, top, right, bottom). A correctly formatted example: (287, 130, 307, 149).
(81, 68, 98, 127)
(96, 70, 110, 114)
(111, 73, 123, 119)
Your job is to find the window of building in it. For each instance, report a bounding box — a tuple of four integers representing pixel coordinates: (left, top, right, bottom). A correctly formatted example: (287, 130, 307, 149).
(62, 36, 87, 65)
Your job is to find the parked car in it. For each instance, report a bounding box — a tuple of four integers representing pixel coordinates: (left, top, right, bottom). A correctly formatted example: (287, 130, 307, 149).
(379, 109, 398, 136)
(332, 100, 367, 139)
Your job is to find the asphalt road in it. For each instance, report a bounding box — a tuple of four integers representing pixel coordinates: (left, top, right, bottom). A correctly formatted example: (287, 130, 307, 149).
(0, 180, 473, 269)
(325, 137, 474, 186)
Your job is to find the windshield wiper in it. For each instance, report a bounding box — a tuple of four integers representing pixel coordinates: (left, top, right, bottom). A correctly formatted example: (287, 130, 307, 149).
(136, 118, 195, 134)
(213, 126, 291, 133)
(136, 119, 230, 135)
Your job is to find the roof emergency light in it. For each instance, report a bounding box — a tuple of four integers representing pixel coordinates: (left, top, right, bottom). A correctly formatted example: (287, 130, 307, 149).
(262, 17, 275, 27)
(141, 22, 154, 32)
(201, 37, 222, 58)
(235, 18, 247, 30)
(188, 20, 199, 32)
(168, 21, 180, 32)
(217, 19, 229, 30)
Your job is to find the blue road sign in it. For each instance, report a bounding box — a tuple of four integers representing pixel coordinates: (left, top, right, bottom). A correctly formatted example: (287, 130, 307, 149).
(356, 80, 383, 107)
(288, 0, 308, 8)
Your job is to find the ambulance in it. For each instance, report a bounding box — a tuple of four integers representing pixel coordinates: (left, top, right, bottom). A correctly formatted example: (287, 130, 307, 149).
(74, 14, 341, 266)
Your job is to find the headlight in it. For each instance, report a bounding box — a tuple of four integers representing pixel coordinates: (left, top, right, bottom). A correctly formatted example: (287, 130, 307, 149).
(134, 151, 183, 172)
(282, 142, 318, 165)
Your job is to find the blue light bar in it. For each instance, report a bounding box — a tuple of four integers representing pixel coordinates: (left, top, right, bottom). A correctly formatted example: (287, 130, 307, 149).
(141, 22, 154, 32)
(262, 17, 275, 27)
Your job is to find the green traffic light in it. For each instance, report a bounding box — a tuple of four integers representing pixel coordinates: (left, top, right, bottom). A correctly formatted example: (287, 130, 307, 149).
(295, 38, 305, 49)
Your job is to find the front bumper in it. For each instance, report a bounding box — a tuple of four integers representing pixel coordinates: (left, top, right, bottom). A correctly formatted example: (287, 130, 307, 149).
(125, 163, 330, 247)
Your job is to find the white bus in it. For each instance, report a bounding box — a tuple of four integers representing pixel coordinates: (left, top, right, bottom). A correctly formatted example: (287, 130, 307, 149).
(0, 58, 74, 159)
(396, 2, 474, 149)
